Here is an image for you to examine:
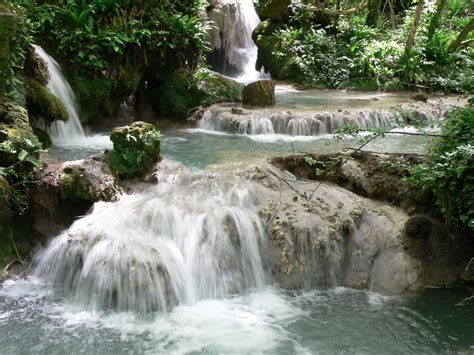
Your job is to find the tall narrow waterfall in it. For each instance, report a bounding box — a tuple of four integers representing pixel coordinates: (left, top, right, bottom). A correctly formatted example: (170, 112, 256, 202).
(207, 0, 268, 82)
(33, 172, 269, 313)
(32, 45, 85, 145)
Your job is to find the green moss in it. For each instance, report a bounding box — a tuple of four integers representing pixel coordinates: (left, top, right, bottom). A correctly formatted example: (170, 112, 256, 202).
(59, 166, 93, 201)
(26, 79, 68, 123)
(107, 121, 161, 179)
(197, 69, 243, 105)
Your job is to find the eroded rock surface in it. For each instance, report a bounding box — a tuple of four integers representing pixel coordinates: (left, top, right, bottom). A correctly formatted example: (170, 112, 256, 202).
(243, 165, 425, 294)
(32, 156, 118, 238)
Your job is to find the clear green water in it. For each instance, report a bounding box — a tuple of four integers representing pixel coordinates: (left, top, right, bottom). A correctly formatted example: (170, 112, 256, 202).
(47, 127, 430, 169)
(1, 280, 473, 354)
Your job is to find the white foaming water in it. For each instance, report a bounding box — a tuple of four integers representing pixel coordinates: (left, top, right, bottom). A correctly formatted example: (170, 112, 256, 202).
(32, 45, 86, 145)
(208, 0, 269, 83)
(33, 172, 269, 313)
(197, 107, 394, 136)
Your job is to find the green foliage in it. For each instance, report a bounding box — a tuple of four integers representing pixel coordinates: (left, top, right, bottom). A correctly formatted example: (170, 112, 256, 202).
(20, 0, 209, 73)
(268, 0, 473, 92)
(0, 131, 42, 214)
(408, 107, 474, 231)
(3, 2, 33, 104)
(70, 73, 114, 122)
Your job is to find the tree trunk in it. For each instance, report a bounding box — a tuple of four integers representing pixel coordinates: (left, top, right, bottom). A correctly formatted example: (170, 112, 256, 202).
(449, 18, 474, 53)
(404, 0, 425, 57)
(426, 0, 447, 42)
(366, 0, 382, 27)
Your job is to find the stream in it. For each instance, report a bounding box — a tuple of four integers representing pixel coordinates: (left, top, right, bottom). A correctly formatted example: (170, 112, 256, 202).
(0, 2, 472, 352)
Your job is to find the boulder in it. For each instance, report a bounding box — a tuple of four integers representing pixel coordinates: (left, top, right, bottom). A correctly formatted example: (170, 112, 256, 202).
(411, 93, 429, 103)
(32, 156, 118, 238)
(157, 69, 243, 119)
(107, 121, 161, 179)
(242, 80, 275, 107)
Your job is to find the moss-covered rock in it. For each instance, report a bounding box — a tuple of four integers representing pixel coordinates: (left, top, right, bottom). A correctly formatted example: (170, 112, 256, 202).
(0, 100, 29, 128)
(32, 157, 118, 238)
(59, 166, 96, 201)
(0, 122, 41, 166)
(107, 121, 161, 179)
(0, 101, 41, 168)
(157, 69, 243, 119)
(26, 78, 68, 123)
(197, 69, 244, 105)
(242, 80, 275, 107)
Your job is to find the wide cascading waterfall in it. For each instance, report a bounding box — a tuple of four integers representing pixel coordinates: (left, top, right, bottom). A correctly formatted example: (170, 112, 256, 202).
(32, 45, 85, 145)
(197, 107, 395, 136)
(32, 171, 269, 313)
(207, 0, 268, 82)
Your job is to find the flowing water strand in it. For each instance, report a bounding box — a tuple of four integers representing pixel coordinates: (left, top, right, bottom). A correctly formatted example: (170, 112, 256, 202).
(32, 45, 85, 145)
(33, 172, 269, 313)
(208, 0, 269, 82)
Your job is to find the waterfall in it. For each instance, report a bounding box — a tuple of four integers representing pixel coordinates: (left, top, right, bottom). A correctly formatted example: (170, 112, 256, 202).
(32, 45, 85, 145)
(197, 107, 396, 136)
(33, 172, 269, 313)
(207, 0, 269, 82)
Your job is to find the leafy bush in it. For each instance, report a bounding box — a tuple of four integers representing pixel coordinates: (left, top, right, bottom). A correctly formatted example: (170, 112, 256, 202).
(408, 107, 474, 231)
(266, 0, 473, 92)
(21, 0, 209, 74)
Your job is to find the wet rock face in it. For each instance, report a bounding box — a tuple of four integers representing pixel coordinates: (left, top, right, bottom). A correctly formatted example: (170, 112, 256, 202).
(246, 166, 424, 294)
(242, 80, 275, 107)
(25, 45, 49, 86)
(265, 153, 474, 290)
(107, 121, 161, 179)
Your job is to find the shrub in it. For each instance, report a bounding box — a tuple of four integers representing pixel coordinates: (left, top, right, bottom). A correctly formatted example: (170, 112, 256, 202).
(408, 107, 474, 232)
